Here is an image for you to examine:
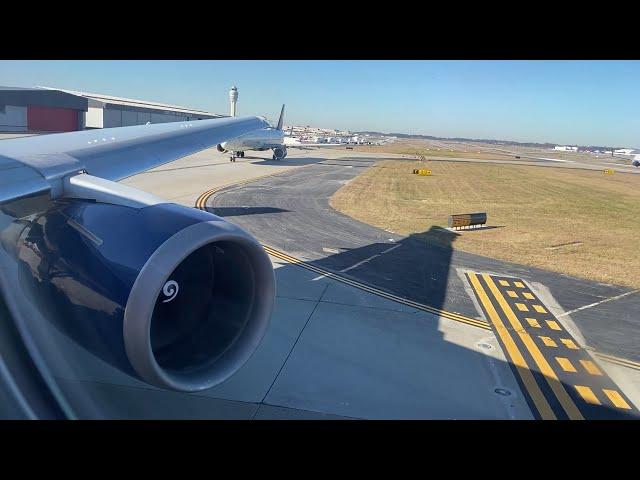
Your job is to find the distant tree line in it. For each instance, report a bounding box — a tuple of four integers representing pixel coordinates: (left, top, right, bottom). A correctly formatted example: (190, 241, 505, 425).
(356, 131, 623, 151)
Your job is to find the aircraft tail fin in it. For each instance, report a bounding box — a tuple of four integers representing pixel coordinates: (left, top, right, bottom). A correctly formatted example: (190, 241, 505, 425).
(276, 104, 285, 131)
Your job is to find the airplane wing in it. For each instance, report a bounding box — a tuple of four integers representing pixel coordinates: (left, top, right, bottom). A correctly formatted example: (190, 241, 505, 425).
(1, 115, 268, 204)
(0, 115, 276, 418)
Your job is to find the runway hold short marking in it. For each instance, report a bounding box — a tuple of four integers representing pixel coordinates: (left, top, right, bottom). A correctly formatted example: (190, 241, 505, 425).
(466, 272, 638, 420)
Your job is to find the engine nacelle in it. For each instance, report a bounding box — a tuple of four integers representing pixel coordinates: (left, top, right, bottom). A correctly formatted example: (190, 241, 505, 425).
(11, 199, 275, 392)
(216, 143, 228, 153)
(272, 146, 287, 160)
(633, 160, 640, 167)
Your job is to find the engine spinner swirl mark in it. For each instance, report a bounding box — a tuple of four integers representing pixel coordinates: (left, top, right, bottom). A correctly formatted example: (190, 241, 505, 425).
(162, 280, 179, 303)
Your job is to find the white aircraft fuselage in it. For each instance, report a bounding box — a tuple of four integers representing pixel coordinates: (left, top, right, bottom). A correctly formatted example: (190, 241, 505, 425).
(220, 126, 284, 152)
(218, 105, 288, 161)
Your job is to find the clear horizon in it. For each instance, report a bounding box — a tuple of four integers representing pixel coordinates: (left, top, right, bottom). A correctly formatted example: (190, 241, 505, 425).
(1, 60, 638, 148)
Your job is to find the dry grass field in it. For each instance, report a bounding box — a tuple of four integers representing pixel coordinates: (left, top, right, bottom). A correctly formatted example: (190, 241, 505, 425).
(330, 160, 640, 288)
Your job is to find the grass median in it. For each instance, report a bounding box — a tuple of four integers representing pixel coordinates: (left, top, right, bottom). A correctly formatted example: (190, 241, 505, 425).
(330, 160, 640, 288)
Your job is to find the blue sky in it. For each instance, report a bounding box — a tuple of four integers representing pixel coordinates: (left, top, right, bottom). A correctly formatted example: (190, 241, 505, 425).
(1, 60, 638, 147)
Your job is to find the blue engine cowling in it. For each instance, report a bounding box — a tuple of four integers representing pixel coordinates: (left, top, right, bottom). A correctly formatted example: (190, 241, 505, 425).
(11, 199, 275, 392)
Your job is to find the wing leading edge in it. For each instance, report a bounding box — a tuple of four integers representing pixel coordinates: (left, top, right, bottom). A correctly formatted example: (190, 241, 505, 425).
(0, 116, 268, 204)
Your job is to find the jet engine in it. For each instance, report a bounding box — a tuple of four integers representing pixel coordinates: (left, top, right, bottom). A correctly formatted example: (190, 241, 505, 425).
(272, 146, 287, 160)
(216, 144, 228, 153)
(8, 196, 275, 393)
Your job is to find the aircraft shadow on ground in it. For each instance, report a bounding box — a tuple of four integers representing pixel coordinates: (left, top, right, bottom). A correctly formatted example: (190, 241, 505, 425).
(307, 226, 463, 317)
(211, 206, 290, 217)
(144, 162, 250, 173)
(250, 156, 328, 167)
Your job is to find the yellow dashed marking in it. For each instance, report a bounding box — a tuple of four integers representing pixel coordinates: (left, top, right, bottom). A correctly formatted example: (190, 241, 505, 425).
(468, 273, 556, 419)
(540, 336, 557, 347)
(556, 357, 577, 372)
(546, 320, 562, 331)
(526, 318, 541, 328)
(575, 385, 601, 405)
(580, 360, 603, 376)
(560, 338, 579, 350)
(603, 389, 631, 410)
(468, 273, 638, 419)
(533, 304, 547, 314)
(484, 275, 583, 420)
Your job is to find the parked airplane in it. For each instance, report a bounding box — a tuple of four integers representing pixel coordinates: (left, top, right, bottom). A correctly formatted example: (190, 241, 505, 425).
(217, 105, 287, 162)
(0, 116, 276, 418)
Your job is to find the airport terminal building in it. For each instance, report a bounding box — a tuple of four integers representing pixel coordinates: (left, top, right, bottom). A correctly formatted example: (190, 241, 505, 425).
(0, 86, 222, 133)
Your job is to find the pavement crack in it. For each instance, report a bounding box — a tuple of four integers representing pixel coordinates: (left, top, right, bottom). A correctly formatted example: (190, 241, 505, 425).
(260, 284, 329, 404)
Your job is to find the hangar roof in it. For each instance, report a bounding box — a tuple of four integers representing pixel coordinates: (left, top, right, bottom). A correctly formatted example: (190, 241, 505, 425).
(0, 85, 223, 118)
(0, 86, 89, 111)
(37, 87, 222, 118)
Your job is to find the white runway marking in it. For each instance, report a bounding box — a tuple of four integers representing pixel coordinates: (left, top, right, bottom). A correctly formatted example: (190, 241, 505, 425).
(339, 244, 402, 273)
(536, 157, 574, 163)
(312, 243, 402, 281)
(557, 289, 640, 318)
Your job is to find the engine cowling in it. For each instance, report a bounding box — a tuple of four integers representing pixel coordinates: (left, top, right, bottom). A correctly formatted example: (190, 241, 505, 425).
(272, 146, 287, 160)
(216, 144, 228, 153)
(11, 200, 275, 392)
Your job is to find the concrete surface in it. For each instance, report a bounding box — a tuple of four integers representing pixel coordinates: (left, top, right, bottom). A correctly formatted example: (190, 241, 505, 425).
(121, 146, 392, 207)
(37, 255, 531, 419)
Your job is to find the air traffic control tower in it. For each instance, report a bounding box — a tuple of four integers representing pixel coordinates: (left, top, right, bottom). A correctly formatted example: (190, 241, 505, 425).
(229, 86, 238, 117)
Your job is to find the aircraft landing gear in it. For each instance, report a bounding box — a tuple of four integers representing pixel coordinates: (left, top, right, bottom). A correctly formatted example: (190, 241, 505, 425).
(229, 156, 235, 162)
(230, 151, 244, 162)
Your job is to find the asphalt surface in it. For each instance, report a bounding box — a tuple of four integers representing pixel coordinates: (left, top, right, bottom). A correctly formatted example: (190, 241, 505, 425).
(207, 156, 640, 363)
